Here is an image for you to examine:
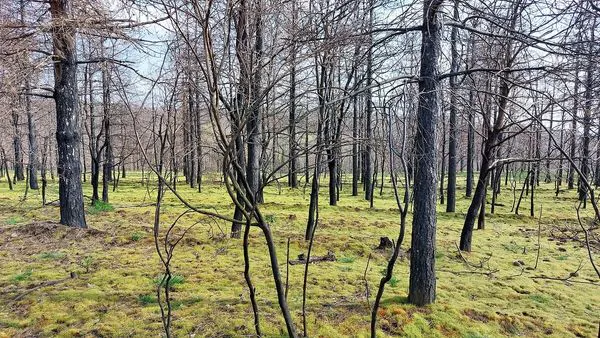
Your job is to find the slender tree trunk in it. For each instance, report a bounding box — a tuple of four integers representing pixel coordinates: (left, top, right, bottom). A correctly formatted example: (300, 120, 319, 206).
(24, 80, 39, 189)
(364, 0, 374, 201)
(352, 94, 359, 196)
(288, 9, 298, 188)
(247, 4, 263, 204)
(579, 29, 594, 206)
(568, 60, 579, 190)
(101, 57, 111, 204)
(12, 108, 24, 182)
(439, 110, 446, 205)
(446, 0, 459, 212)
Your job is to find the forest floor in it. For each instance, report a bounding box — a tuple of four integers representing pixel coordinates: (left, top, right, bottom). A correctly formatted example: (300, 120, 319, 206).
(0, 173, 598, 337)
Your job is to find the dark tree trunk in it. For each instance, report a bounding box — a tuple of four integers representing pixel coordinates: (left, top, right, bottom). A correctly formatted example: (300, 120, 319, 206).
(446, 0, 459, 212)
(579, 39, 594, 206)
(24, 80, 39, 189)
(304, 115, 310, 183)
(439, 110, 446, 205)
(195, 80, 203, 192)
(50, 0, 86, 228)
(364, 2, 374, 202)
(12, 109, 24, 182)
(408, 0, 443, 307)
(352, 94, 359, 196)
(306, 56, 327, 240)
(41, 137, 49, 204)
(556, 105, 566, 194)
(1, 147, 13, 191)
(460, 140, 492, 251)
(188, 77, 197, 189)
(568, 59, 579, 190)
(247, 7, 263, 204)
(477, 177, 487, 230)
(288, 18, 298, 188)
(101, 58, 112, 204)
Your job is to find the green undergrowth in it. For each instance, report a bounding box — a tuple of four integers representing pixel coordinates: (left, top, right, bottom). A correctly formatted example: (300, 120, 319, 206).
(0, 172, 598, 337)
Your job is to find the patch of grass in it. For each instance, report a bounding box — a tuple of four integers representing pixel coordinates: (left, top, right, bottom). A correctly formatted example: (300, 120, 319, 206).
(501, 241, 521, 253)
(38, 251, 66, 260)
(339, 256, 355, 263)
(89, 201, 114, 214)
(5, 216, 22, 225)
(264, 214, 276, 223)
(153, 274, 185, 290)
(463, 331, 488, 338)
(11, 269, 33, 282)
(138, 294, 157, 305)
(387, 276, 399, 287)
(130, 232, 144, 241)
(557, 255, 568, 260)
(529, 294, 550, 304)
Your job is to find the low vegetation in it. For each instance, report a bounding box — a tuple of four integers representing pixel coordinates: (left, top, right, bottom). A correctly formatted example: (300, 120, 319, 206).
(0, 173, 598, 337)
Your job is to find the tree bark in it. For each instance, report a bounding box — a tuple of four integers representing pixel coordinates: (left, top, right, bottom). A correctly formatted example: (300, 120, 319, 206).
(408, 0, 443, 306)
(50, 0, 86, 228)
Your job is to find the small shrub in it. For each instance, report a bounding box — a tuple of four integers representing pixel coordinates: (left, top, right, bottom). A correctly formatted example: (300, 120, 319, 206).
(11, 269, 32, 282)
(79, 256, 95, 273)
(264, 214, 276, 223)
(154, 274, 185, 290)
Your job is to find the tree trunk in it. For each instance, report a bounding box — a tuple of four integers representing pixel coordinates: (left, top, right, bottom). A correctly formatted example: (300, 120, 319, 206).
(24, 80, 39, 189)
(288, 16, 298, 188)
(50, 0, 86, 228)
(439, 110, 446, 205)
(101, 57, 111, 204)
(408, 0, 442, 306)
(247, 5, 263, 204)
(568, 59, 579, 190)
(579, 33, 594, 206)
(364, 1, 374, 201)
(446, 0, 459, 212)
(12, 108, 24, 182)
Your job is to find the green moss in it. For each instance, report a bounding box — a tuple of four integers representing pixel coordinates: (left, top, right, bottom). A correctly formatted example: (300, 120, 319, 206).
(0, 173, 598, 337)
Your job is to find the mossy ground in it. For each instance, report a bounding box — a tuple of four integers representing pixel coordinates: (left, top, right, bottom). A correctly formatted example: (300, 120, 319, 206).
(0, 173, 598, 337)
